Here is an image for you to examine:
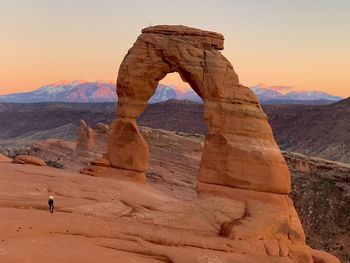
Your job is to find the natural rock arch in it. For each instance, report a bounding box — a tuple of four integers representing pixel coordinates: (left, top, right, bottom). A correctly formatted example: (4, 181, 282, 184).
(80, 25, 341, 262)
(107, 25, 291, 194)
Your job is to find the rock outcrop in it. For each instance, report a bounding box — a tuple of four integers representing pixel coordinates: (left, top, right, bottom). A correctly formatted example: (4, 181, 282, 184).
(286, 151, 350, 263)
(76, 120, 110, 157)
(80, 25, 340, 262)
(75, 120, 96, 156)
(13, 155, 47, 166)
(30, 139, 83, 170)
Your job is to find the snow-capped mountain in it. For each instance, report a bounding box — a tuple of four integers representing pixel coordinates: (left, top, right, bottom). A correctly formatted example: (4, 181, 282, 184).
(148, 84, 177, 103)
(251, 84, 342, 102)
(0, 81, 341, 104)
(0, 80, 202, 104)
(0, 80, 116, 103)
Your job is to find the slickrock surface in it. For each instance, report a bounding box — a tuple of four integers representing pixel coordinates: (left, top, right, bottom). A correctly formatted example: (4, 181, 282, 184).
(0, 163, 315, 263)
(9, 125, 346, 262)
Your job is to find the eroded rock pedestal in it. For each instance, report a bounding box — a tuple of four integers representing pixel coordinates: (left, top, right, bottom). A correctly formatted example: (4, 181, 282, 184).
(82, 25, 339, 263)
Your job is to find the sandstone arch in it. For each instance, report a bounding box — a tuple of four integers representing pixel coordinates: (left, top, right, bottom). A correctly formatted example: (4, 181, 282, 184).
(79, 26, 342, 262)
(107, 25, 291, 194)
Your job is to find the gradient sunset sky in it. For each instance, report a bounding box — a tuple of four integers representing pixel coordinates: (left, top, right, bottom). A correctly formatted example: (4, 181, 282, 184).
(0, 0, 349, 97)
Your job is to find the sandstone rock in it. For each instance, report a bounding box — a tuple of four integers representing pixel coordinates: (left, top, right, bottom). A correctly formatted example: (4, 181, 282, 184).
(197, 182, 306, 242)
(30, 139, 76, 160)
(107, 119, 149, 172)
(0, 153, 12, 163)
(76, 24, 340, 262)
(0, 162, 334, 263)
(90, 157, 110, 167)
(29, 139, 88, 170)
(76, 120, 111, 161)
(13, 155, 47, 166)
(76, 120, 96, 156)
(112, 25, 291, 194)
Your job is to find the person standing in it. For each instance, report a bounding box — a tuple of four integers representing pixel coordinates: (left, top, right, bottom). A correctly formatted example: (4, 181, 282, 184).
(48, 196, 54, 213)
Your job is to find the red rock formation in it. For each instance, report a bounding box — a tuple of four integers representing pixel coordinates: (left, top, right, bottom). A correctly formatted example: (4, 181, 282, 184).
(82, 25, 339, 262)
(76, 120, 96, 156)
(109, 25, 290, 194)
(108, 119, 149, 172)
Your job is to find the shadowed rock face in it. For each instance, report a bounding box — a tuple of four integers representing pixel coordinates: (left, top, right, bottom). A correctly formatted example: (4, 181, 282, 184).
(81, 25, 340, 262)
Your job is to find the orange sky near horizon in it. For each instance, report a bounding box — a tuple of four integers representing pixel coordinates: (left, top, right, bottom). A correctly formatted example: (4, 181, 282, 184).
(0, 0, 349, 97)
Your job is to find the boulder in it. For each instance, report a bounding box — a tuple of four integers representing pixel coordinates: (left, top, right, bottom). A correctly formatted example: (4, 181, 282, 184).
(13, 155, 47, 166)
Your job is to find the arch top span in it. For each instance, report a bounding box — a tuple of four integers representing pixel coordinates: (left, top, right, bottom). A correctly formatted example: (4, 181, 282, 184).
(110, 25, 291, 194)
(116, 24, 248, 108)
(141, 25, 225, 50)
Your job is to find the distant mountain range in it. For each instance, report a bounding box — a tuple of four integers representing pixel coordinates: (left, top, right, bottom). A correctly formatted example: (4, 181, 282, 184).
(251, 84, 342, 103)
(0, 80, 202, 104)
(0, 80, 342, 104)
(0, 80, 116, 103)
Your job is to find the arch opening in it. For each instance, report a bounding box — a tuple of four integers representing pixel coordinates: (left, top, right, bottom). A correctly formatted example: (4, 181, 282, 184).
(137, 72, 206, 199)
(146, 72, 202, 104)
